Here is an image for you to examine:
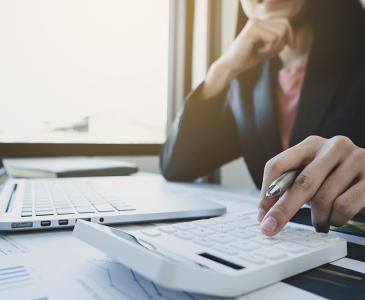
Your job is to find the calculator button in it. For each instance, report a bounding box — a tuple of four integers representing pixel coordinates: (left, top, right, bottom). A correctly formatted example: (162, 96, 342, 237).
(214, 245, 238, 256)
(231, 241, 259, 252)
(275, 242, 307, 254)
(174, 231, 194, 240)
(210, 234, 235, 244)
(193, 238, 215, 248)
(141, 229, 161, 237)
(254, 237, 280, 246)
(247, 225, 262, 233)
(158, 226, 176, 234)
(192, 219, 216, 226)
(210, 224, 234, 233)
(290, 227, 313, 236)
(238, 253, 266, 265)
(236, 220, 258, 228)
(190, 228, 215, 237)
(230, 230, 255, 240)
(173, 223, 195, 230)
(256, 249, 287, 260)
(212, 216, 231, 224)
(296, 238, 325, 248)
(315, 233, 341, 243)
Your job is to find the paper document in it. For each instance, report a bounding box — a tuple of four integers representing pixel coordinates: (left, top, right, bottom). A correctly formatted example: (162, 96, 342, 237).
(0, 239, 322, 300)
(0, 180, 362, 299)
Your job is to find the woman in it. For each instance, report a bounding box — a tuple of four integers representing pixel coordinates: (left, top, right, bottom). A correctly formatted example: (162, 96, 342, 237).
(161, 0, 365, 236)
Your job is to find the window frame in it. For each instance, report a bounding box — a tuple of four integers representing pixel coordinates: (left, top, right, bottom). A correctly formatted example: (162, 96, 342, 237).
(0, 0, 194, 158)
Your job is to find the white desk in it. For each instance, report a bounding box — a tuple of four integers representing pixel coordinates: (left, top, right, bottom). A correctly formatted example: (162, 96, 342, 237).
(0, 174, 363, 300)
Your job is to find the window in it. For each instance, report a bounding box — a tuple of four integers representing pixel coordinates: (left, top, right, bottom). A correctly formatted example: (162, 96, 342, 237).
(0, 0, 170, 144)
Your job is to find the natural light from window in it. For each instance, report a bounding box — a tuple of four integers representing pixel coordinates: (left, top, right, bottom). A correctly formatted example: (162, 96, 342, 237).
(0, 0, 169, 144)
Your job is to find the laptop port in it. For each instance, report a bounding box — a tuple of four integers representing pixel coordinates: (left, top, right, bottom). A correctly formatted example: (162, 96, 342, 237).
(58, 220, 68, 226)
(80, 218, 91, 222)
(11, 222, 33, 229)
(99, 217, 104, 223)
(41, 220, 51, 227)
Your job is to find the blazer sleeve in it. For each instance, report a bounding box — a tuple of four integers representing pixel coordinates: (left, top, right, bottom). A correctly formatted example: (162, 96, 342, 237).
(160, 82, 242, 181)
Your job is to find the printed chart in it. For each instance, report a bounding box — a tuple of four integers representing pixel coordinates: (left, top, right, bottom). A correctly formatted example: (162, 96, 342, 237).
(83, 257, 222, 300)
(0, 265, 34, 291)
(0, 235, 28, 256)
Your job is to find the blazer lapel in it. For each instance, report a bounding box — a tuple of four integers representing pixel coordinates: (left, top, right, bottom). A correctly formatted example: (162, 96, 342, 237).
(253, 60, 282, 159)
(290, 54, 343, 146)
(229, 71, 269, 188)
(290, 16, 346, 146)
(228, 61, 282, 187)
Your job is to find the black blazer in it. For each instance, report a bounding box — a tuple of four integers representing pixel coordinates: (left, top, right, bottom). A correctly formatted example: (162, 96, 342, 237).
(160, 0, 365, 188)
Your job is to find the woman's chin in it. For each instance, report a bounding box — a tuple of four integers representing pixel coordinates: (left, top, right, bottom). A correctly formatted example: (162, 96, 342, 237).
(255, 0, 302, 20)
(260, 0, 289, 7)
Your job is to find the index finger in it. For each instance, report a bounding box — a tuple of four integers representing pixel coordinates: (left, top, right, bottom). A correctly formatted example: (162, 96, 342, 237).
(258, 137, 320, 221)
(269, 18, 295, 47)
(261, 139, 347, 236)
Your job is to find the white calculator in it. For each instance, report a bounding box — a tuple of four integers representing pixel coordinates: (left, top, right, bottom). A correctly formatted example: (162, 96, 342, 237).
(73, 211, 347, 297)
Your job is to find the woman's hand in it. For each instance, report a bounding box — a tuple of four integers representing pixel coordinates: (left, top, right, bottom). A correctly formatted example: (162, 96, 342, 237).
(202, 18, 294, 99)
(224, 18, 294, 78)
(258, 136, 365, 236)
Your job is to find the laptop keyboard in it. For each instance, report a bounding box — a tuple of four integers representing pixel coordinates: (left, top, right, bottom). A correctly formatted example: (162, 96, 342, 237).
(20, 181, 135, 217)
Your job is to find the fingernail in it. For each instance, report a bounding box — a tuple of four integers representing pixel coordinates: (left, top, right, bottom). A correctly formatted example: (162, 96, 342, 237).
(261, 216, 278, 234)
(257, 209, 265, 222)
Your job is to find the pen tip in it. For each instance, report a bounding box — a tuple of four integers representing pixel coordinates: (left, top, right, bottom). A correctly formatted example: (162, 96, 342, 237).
(265, 185, 280, 197)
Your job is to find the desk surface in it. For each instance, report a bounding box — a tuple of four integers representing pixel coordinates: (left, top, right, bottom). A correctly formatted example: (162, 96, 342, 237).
(0, 174, 364, 300)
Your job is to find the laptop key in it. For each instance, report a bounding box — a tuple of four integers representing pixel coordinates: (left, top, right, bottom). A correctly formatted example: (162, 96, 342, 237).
(114, 205, 135, 211)
(76, 206, 95, 213)
(55, 205, 72, 210)
(56, 208, 75, 215)
(21, 212, 33, 217)
(35, 207, 53, 212)
(35, 211, 54, 216)
(94, 204, 115, 212)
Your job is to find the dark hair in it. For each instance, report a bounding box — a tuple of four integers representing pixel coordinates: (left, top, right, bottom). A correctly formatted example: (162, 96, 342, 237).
(312, 0, 365, 65)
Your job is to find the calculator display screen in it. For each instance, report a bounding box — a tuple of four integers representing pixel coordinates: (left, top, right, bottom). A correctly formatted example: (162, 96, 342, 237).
(199, 253, 245, 270)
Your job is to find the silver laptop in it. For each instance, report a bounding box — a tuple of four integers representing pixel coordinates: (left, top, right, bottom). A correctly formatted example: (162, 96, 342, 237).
(0, 160, 226, 232)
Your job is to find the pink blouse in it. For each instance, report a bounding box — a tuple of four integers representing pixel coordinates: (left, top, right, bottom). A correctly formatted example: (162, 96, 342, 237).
(276, 63, 307, 149)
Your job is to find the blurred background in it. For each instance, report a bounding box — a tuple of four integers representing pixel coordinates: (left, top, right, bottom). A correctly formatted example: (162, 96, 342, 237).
(0, 0, 255, 189)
